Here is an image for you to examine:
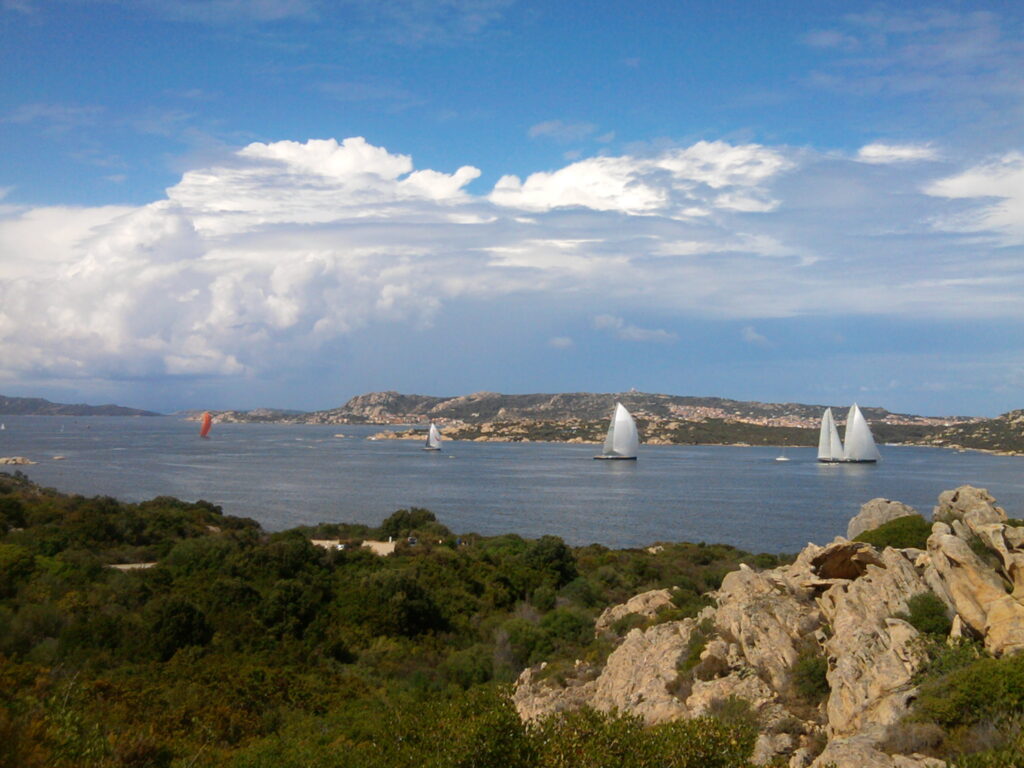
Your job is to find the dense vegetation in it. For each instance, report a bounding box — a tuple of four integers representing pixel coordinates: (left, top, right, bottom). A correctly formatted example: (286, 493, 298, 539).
(853, 514, 933, 550)
(0, 471, 778, 767)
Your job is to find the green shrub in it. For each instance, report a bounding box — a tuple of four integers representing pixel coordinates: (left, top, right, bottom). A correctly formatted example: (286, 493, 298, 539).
(896, 592, 952, 638)
(854, 515, 932, 550)
(791, 649, 829, 705)
(913, 653, 1024, 729)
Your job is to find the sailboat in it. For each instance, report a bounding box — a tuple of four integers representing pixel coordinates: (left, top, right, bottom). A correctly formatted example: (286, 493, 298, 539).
(423, 422, 442, 452)
(199, 411, 212, 439)
(775, 444, 790, 462)
(594, 402, 640, 460)
(842, 403, 881, 463)
(817, 408, 844, 463)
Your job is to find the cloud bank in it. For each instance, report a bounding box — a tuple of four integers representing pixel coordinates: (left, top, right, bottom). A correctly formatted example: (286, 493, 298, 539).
(1, 135, 1022, 386)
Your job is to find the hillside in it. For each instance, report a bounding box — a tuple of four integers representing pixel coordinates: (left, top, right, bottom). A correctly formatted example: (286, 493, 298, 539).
(0, 394, 159, 417)
(300, 390, 962, 428)
(917, 409, 1024, 455)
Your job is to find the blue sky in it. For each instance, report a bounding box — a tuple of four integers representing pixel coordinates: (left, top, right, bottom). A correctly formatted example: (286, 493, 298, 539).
(1, 1, 1023, 416)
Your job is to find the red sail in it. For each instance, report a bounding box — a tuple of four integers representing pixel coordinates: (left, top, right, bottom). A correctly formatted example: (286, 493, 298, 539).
(199, 411, 212, 438)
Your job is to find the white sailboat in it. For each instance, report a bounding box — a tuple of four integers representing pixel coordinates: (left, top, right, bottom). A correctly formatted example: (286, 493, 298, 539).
(817, 408, 844, 463)
(423, 422, 442, 452)
(594, 402, 640, 460)
(775, 445, 790, 462)
(842, 403, 881, 463)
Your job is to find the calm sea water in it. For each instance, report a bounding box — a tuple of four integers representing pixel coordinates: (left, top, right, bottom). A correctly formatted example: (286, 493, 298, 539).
(2, 415, 1022, 554)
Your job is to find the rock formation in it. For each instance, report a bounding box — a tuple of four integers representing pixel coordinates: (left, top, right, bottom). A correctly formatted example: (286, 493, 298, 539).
(847, 499, 918, 539)
(513, 485, 1024, 767)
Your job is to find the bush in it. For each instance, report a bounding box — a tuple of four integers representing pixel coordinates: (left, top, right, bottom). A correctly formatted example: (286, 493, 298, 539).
(854, 515, 932, 550)
(913, 653, 1024, 729)
(896, 592, 952, 638)
(147, 598, 212, 661)
(791, 649, 830, 705)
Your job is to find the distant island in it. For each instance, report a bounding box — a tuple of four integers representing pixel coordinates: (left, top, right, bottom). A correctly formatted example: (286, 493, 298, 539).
(189, 390, 1019, 453)
(0, 394, 159, 417)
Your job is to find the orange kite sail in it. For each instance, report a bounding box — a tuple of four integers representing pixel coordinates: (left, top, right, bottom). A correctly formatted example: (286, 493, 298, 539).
(199, 411, 212, 438)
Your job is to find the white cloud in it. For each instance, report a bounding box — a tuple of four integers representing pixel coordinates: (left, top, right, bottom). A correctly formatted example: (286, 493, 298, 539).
(593, 315, 677, 343)
(548, 336, 573, 349)
(857, 142, 938, 164)
(2, 135, 1024, 387)
(168, 136, 481, 236)
(925, 151, 1024, 244)
(490, 141, 790, 217)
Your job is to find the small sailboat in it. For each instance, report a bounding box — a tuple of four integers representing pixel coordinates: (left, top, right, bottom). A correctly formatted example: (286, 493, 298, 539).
(199, 411, 212, 439)
(595, 402, 640, 460)
(817, 408, 844, 463)
(775, 444, 790, 462)
(0, 423, 5, 430)
(842, 403, 881, 463)
(423, 422, 442, 452)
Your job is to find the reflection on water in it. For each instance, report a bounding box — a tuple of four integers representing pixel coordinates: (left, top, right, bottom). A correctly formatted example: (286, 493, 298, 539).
(2, 415, 1022, 554)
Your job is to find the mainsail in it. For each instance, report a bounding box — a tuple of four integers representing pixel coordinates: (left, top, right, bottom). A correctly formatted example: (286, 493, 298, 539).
(843, 404, 881, 462)
(423, 422, 442, 451)
(817, 408, 843, 462)
(199, 411, 212, 439)
(596, 403, 639, 460)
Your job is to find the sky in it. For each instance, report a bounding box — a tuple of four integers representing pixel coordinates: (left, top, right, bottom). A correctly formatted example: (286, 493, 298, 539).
(1, 1, 1023, 416)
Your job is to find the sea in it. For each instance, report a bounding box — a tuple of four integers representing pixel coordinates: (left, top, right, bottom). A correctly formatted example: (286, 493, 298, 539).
(2, 415, 1022, 555)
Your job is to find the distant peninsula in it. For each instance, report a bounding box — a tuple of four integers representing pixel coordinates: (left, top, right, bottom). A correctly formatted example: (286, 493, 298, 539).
(191, 390, 1017, 452)
(0, 394, 159, 417)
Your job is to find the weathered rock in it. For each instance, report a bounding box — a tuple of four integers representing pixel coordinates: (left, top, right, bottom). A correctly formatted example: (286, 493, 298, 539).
(932, 486, 1006, 529)
(812, 731, 946, 767)
(714, 564, 823, 691)
(971, 523, 1024, 600)
(819, 548, 929, 737)
(811, 540, 885, 580)
(926, 529, 1024, 655)
(594, 588, 675, 636)
(0, 456, 35, 465)
(590, 620, 694, 723)
(848, 499, 918, 540)
(513, 663, 598, 721)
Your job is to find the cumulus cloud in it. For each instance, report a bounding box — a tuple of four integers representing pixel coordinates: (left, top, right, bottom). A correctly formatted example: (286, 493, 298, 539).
(490, 140, 791, 216)
(168, 136, 481, 236)
(548, 336, 573, 349)
(857, 142, 938, 164)
(593, 315, 677, 343)
(3, 135, 1024, 387)
(926, 151, 1024, 244)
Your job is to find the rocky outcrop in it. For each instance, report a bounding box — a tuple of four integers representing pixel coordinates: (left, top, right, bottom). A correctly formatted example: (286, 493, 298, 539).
(514, 485, 1023, 767)
(591, 621, 694, 723)
(812, 731, 945, 768)
(932, 486, 1006, 526)
(818, 547, 929, 736)
(848, 499, 919, 539)
(0, 456, 35, 465)
(594, 587, 675, 635)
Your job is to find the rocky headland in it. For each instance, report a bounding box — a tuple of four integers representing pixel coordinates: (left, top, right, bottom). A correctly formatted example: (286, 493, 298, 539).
(513, 486, 1024, 766)
(186, 390, 1002, 451)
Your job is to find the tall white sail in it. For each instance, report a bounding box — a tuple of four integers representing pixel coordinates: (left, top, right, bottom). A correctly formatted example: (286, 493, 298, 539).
(817, 408, 843, 462)
(423, 422, 442, 451)
(597, 403, 639, 459)
(843, 404, 881, 462)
